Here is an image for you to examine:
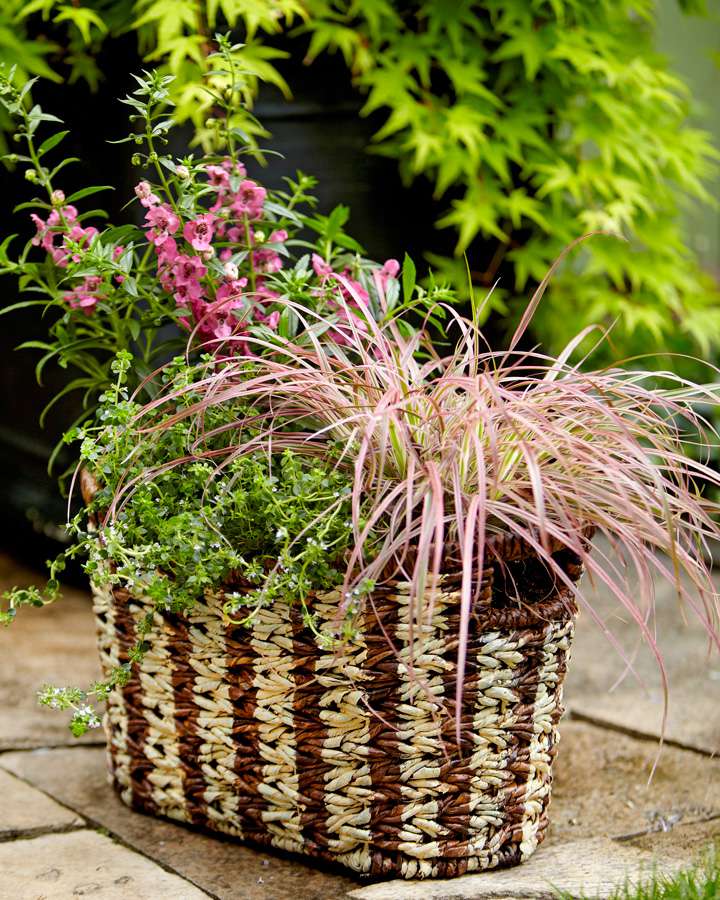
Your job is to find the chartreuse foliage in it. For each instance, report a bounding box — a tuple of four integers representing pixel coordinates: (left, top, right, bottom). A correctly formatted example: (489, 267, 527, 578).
(3, 1, 719, 365)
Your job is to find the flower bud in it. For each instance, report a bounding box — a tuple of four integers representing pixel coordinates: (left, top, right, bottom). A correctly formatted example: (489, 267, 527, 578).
(131, 154, 141, 166)
(253, 230, 265, 243)
(24, 169, 37, 182)
(223, 261, 239, 280)
(201, 246, 216, 261)
(51, 189, 66, 206)
(176, 165, 190, 180)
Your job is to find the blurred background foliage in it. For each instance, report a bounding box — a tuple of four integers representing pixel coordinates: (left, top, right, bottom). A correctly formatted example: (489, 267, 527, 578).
(0, 0, 719, 562)
(3, 0, 719, 365)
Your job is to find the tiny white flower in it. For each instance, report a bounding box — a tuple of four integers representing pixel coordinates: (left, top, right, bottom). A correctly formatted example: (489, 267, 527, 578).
(223, 261, 239, 280)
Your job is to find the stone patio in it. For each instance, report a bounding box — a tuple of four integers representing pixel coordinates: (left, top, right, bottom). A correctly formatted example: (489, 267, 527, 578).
(0, 551, 718, 899)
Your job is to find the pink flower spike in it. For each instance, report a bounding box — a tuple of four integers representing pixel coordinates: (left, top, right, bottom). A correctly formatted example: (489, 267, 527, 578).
(134, 181, 161, 208)
(183, 213, 216, 252)
(145, 204, 180, 247)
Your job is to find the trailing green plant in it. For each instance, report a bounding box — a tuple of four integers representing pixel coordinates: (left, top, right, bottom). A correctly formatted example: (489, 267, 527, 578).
(6, 1, 718, 369)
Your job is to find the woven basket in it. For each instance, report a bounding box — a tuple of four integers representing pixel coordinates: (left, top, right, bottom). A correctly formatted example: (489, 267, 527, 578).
(92, 537, 583, 879)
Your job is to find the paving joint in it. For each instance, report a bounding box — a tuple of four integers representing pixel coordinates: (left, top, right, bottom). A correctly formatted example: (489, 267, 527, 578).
(569, 708, 718, 758)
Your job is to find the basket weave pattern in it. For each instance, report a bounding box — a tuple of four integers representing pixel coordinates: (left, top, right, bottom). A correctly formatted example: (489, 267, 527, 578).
(93, 549, 580, 879)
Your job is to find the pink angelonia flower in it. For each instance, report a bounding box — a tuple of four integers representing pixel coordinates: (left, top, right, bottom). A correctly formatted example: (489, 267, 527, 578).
(66, 293, 98, 314)
(183, 213, 216, 253)
(30, 213, 47, 247)
(256, 309, 280, 330)
(253, 279, 281, 306)
(113, 245, 126, 284)
(145, 204, 180, 247)
(380, 258, 400, 280)
(222, 158, 247, 177)
(172, 254, 207, 286)
(206, 165, 230, 190)
(253, 247, 283, 274)
(134, 181, 161, 208)
(65, 224, 99, 263)
(48, 205, 78, 227)
(64, 276, 103, 316)
(156, 236, 179, 267)
(173, 278, 205, 307)
(215, 278, 248, 306)
(269, 229, 288, 244)
(230, 180, 266, 220)
(312, 253, 333, 279)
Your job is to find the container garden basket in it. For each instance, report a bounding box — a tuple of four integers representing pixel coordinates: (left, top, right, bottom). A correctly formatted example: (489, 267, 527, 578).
(92, 535, 585, 879)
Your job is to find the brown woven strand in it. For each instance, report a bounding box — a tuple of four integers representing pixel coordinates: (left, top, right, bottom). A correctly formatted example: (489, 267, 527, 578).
(93, 549, 581, 879)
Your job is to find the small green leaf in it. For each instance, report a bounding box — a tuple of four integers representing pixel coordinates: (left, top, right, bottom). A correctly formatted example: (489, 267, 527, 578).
(402, 253, 416, 304)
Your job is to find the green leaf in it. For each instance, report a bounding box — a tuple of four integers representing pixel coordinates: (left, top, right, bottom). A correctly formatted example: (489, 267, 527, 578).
(402, 253, 416, 304)
(66, 185, 114, 203)
(37, 130, 69, 158)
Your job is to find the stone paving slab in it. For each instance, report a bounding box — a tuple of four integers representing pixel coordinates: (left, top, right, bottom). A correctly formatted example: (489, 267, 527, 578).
(0, 554, 102, 750)
(2, 720, 718, 899)
(347, 837, 681, 900)
(0, 747, 358, 900)
(564, 551, 720, 755)
(0, 829, 211, 899)
(0, 766, 83, 838)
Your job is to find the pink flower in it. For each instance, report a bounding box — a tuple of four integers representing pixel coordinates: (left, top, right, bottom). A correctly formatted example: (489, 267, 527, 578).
(134, 181, 161, 208)
(257, 309, 280, 330)
(63, 276, 103, 315)
(156, 236, 179, 266)
(145, 204, 180, 247)
(230, 180, 266, 220)
(312, 253, 333, 279)
(183, 213, 216, 252)
(113, 245, 126, 283)
(381, 258, 400, 279)
(48, 205, 78, 226)
(216, 278, 248, 306)
(223, 158, 247, 176)
(173, 279, 205, 307)
(269, 229, 288, 244)
(30, 213, 48, 247)
(253, 247, 283, 274)
(172, 254, 207, 286)
(206, 165, 230, 190)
